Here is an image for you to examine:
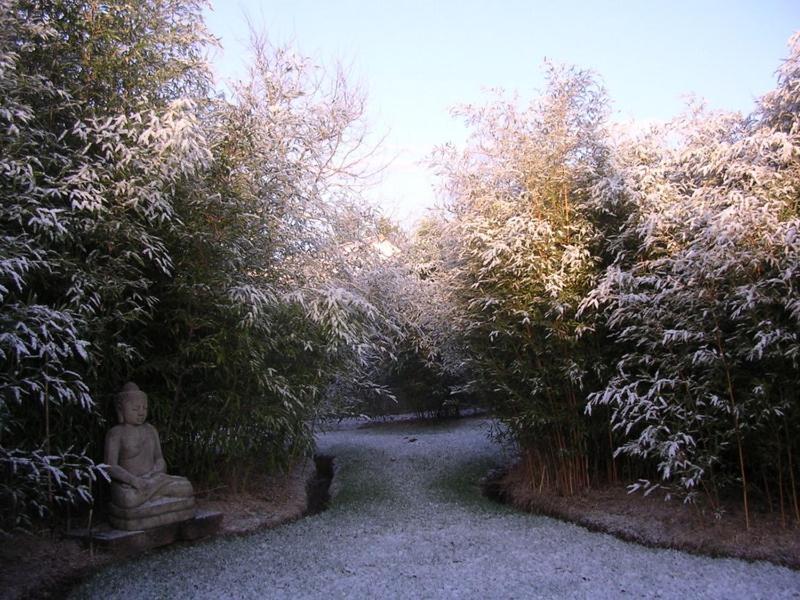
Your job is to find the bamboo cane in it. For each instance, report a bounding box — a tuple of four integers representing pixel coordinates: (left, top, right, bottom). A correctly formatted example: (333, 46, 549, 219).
(784, 418, 800, 525)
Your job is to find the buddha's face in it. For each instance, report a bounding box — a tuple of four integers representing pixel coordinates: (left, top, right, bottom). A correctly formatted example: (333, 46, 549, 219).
(118, 396, 148, 425)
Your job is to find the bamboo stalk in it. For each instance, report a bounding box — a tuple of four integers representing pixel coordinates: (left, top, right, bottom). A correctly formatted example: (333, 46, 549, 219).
(715, 327, 750, 529)
(585, 453, 590, 490)
(762, 469, 773, 514)
(608, 424, 618, 484)
(88, 508, 94, 558)
(525, 451, 535, 488)
(733, 412, 751, 529)
(777, 432, 787, 528)
(701, 480, 719, 514)
(44, 382, 53, 510)
(784, 418, 800, 525)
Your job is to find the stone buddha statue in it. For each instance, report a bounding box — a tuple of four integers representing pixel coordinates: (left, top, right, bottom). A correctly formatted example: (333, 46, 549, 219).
(104, 382, 196, 530)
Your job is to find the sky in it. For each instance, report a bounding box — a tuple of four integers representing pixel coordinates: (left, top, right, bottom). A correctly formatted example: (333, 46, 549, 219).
(203, 1, 799, 227)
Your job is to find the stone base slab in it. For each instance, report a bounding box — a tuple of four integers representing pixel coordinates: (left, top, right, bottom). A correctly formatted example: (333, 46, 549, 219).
(110, 506, 197, 531)
(68, 510, 223, 555)
(110, 496, 195, 519)
(179, 509, 224, 541)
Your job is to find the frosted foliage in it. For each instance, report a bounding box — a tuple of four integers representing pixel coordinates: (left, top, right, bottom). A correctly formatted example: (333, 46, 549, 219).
(0, 446, 107, 532)
(352, 243, 465, 406)
(585, 35, 800, 495)
(0, 1, 213, 531)
(426, 64, 609, 457)
(0, 10, 209, 403)
(0, 7, 99, 521)
(215, 41, 375, 292)
(180, 39, 390, 431)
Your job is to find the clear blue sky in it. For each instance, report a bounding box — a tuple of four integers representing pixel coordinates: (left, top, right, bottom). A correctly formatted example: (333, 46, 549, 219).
(203, 1, 799, 226)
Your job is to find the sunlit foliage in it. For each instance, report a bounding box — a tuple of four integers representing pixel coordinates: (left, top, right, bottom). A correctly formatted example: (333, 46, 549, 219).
(0, 0, 385, 531)
(425, 38, 800, 525)
(585, 34, 800, 524)
(428, 65, 615, 494)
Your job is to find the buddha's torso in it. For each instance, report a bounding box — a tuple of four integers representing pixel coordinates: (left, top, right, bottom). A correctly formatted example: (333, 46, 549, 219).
(116, 423, 157, 476)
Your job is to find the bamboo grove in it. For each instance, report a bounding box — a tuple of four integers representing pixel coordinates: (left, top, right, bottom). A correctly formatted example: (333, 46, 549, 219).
(424, 39, 800, 528)
(0, 0, 391, 532)
(1, 0, 798, 533)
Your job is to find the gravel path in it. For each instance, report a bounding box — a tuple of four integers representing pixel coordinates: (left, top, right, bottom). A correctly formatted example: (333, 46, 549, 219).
(72, 418, 800, 599)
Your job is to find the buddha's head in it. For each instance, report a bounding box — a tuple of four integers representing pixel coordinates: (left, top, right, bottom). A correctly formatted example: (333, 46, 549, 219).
(116, 382, 148, 425)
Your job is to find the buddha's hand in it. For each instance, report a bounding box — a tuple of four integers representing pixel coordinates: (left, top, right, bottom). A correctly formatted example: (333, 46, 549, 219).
(131, 476, 152, 493)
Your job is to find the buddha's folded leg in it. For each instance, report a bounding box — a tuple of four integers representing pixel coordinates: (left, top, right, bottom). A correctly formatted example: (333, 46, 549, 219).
(110, 482, 148, 509)
(111, 475, 195, 510)
(161, 474, 194, 498)
(147, 473, 194, 498)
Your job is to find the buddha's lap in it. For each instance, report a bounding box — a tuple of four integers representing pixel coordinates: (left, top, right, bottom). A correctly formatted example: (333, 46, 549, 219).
(111, 474, 193, 508)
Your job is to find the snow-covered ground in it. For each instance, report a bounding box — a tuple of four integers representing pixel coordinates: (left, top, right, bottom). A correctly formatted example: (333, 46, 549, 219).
(72, 418, 800, 599)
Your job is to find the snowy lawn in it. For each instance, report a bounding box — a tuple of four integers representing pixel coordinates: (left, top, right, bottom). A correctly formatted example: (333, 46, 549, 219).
(71, 418, 800, 599)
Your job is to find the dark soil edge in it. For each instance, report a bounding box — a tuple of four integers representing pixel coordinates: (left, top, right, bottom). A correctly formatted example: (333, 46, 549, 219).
(304, 454, 334, 516)
(480, 466, 800, 571)
(8, 457, 335, 600)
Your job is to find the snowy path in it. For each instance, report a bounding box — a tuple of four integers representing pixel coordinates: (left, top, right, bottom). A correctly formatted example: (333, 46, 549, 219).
(72, 418, 800, 599)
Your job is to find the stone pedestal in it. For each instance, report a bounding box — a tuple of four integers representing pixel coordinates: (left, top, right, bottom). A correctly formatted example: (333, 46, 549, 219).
(68, 510, 223, 555)
(109, 496, 196, 531)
